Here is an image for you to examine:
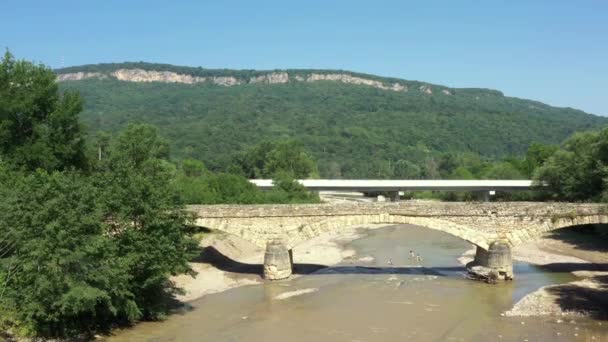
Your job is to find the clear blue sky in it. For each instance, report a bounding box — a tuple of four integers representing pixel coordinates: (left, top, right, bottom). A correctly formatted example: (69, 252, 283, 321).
(2, 0, 607, 115)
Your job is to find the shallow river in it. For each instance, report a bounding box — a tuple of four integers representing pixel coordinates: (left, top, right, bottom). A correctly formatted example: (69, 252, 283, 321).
(108, 225, 608, 341)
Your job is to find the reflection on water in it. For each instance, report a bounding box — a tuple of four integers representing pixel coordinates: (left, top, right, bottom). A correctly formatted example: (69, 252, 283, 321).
(107, 225, 608, 341)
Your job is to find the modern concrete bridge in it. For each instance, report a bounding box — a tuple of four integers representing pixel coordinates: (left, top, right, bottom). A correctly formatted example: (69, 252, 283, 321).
(188, 202, 607, 281)
(249, 179, 535, 192)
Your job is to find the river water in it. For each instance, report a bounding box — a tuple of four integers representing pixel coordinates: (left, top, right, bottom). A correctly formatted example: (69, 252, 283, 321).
(108, 225, 608, 341)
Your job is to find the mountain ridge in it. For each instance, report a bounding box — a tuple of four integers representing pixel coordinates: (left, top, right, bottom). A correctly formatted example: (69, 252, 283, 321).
(56, 62, 600, 117)
(55, 62, 608, 178)
(55, 62, 509, 97)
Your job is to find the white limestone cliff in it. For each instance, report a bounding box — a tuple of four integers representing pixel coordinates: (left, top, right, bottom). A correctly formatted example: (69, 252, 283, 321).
(57, 69, 410, 92)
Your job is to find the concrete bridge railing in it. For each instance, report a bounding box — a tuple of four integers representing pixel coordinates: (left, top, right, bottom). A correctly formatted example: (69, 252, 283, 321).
(188, 202, 608, 281)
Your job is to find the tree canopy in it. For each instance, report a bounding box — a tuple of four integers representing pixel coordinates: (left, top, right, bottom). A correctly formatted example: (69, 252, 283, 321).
(0, 51, 86, 171)
(234, 139, 318, 179)
(534, 128, 608, 201)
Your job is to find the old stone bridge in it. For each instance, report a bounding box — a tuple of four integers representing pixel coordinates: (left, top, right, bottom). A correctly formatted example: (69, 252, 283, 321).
(188, 202, 607, 280)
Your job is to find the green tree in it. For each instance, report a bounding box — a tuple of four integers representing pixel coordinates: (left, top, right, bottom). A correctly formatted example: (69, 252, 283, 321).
(262, 140, 318, 178)
(236, 139, 318, 179)
(482, 161, 525, 180)
(204, 173, 266, 204)
(0, 55, 204, 339)
(438, 153, 458, 178)
(95, 123, 198, 320)
(450, 166, 475, 180)
(173, 172, 217, 204)
(421, 157, 440, 179)
(234, 140, 276, 178)
(373, 160, 394, 179)
(182, 158, 206, 177)
(266, 171, 321, 203)
(325, 161, 343, 178)
(523, 143, 558, 177)
(94, 131, 111, 162)
(393, 159, 421, 179)
(0, 51, 87, 171)
(534, 129, 608, 201)
(0, 171, 135, 337)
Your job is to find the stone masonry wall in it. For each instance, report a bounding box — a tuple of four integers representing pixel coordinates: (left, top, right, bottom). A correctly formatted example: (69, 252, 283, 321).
(189, 202, 608, 250)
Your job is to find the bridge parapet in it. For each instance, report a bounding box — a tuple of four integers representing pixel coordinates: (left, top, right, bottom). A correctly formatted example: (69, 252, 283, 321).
(189, 202, 606, 219)
(189, 202, 608, 280)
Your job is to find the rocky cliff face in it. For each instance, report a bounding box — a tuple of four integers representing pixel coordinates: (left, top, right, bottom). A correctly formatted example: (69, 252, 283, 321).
(57, 69, 413, 92)
(110, 69, 243, 86)
(57, 72, 107, 81)
(111, 69, 206, 84)
(306, 73, 407, 92)
(249, 72, 289, 84)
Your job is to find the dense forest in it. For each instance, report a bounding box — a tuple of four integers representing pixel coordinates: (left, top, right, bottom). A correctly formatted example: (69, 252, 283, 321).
(56, 63, 608, 178)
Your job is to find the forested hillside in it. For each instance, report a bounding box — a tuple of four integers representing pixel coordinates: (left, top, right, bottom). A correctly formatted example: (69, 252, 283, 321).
(56, 63, 608, 178)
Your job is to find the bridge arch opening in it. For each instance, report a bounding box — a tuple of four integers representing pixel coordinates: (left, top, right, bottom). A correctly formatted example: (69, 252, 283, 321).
(286, 214, 490, 251)
(510, 216, 608, 247)
(535, 223, 608, 251)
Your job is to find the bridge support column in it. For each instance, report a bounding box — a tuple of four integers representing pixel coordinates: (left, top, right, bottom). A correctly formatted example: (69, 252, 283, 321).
(466, 242, 513, 282)
(389, 191, 401, 202)
(263, 240, 293, 280)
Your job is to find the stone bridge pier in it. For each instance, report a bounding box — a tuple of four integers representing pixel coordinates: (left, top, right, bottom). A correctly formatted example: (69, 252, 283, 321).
(467, 242, 513, 281)
(263, 240, 293, 280)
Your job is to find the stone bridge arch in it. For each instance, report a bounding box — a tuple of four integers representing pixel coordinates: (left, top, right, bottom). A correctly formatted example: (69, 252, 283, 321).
(285, 214, 491, 250)
(500, 214, 608, 246)
(195, 213, 491, 251)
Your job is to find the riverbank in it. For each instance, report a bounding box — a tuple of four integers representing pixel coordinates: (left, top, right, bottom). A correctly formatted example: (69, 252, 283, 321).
(504, 230, 608, 319)
(172, 224, 387, 302)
